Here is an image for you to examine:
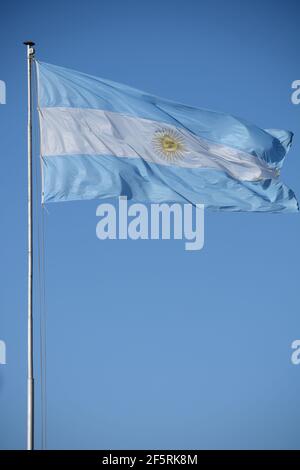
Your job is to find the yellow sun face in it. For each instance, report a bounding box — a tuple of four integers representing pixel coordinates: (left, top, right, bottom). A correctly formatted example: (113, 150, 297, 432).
(152, 129, 186, 161)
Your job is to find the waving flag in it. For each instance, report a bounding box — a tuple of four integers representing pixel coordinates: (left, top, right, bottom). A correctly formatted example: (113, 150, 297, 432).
(36, 61, 298, 212)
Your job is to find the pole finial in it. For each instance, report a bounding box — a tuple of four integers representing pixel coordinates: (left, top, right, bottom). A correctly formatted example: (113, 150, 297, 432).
(23, 41, 35, 46)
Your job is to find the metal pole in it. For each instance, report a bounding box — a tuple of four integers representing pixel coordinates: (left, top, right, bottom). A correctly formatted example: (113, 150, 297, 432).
(24, 40, 35, 451)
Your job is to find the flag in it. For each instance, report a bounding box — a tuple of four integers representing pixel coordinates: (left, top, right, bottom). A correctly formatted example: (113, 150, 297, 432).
(36, 61, 298, 212)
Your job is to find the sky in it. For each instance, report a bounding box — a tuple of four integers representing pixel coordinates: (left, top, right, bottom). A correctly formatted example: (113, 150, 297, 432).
(0, 0, 300, 450)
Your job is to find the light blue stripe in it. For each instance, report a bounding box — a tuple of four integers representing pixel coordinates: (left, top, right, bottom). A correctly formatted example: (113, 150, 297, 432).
(36, 61, 293, 169)
(42, 155, 298, 212)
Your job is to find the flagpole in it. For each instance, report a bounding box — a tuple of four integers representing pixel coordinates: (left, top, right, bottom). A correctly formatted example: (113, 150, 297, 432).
(24, 40, 35, 451)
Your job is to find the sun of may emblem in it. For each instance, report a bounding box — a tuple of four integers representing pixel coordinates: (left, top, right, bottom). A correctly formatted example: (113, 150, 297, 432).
(152, 128, 186, 161)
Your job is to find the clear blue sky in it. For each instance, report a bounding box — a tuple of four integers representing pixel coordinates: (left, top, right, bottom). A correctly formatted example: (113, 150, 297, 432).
(0, 0, 300, 450)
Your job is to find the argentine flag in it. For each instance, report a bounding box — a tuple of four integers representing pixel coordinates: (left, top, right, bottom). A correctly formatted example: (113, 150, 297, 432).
(36, 61, 298, 212)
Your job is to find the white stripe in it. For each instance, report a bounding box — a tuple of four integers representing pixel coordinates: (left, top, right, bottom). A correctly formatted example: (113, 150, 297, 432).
(39, 107, 276, 182)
